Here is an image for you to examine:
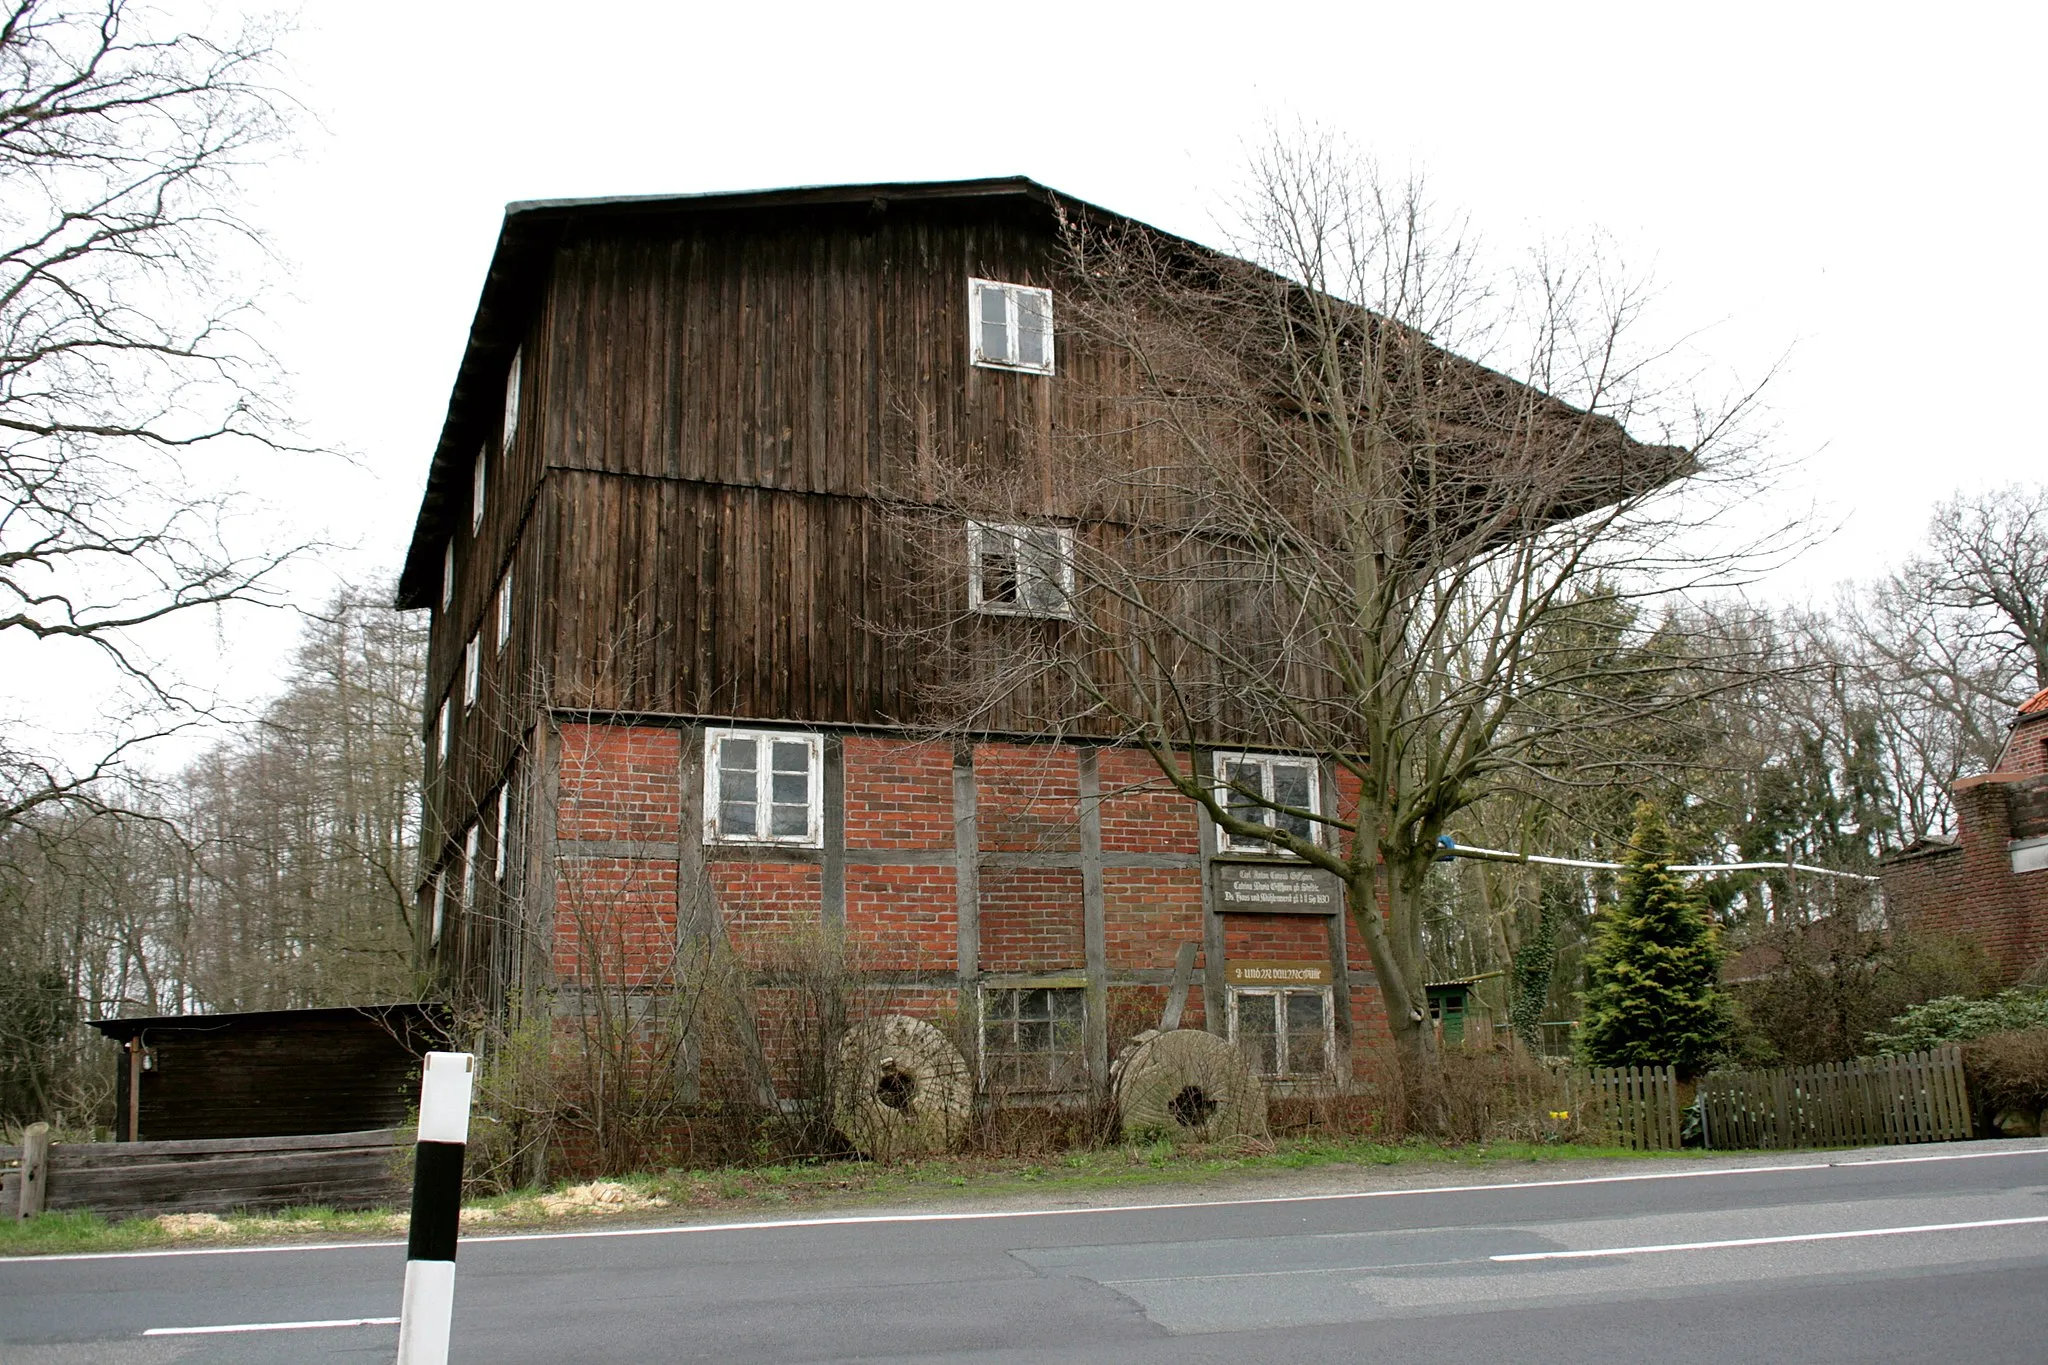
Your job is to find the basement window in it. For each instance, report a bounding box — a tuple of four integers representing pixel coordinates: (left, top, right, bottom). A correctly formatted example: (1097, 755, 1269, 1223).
(1229, 987, 1332, 1079)
(981, 987, 1087, 1092)
(968, 522, 1074, 618)
(969, 278, 1054, 373)
(1213, 752, 1319, 852)
(705, 728, 823, 847)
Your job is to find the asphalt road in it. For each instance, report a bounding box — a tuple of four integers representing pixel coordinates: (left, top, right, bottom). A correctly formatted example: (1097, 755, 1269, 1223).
(5, 1142, 2047, 1364)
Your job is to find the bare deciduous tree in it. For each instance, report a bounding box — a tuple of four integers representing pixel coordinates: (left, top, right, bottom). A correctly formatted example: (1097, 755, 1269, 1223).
(0, 0, 297, 826)
(897, 139, 1782, 1109)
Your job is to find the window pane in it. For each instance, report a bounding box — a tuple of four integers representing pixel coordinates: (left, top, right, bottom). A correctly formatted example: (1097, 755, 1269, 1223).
(1020, 530, 1068, 613)
(720, 800, 758, 837)
(1224, 760, 1268, 836)
(720, 736, 758, 776)
(979, 285, 1010, 361)
(1016, 290, 1049, 367)
(771, 739, 810, 775)
(769, 803, 807, 837)
(1273, 762, 1314, 841)
(1237, 993, 1279, 1077)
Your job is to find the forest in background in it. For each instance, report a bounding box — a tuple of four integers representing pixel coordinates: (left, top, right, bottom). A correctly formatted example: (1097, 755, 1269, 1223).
(3, 486, 2046, 1129)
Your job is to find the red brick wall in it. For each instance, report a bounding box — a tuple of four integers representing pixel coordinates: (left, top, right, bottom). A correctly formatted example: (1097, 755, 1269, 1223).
(1223, 914, 1330, 962)
(844, 864, 955, 969)
(1882, 775, 2048, 983)
(979, 867, 1086, 971)
(974, 743, 1081, 853)
(557, 724, 681, 842)
(1103, 868, 1203, 971)
(552, 856, 678, 985)
(1995, 716, 2048, 777)
(1095, 746, 1201, 856)
(843, 737, 953, 848)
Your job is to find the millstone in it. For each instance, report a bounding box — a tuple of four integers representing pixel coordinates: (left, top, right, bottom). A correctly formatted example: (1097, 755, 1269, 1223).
(1111, 1028, 1268, 1143)
(834, 1015, 973, 1160)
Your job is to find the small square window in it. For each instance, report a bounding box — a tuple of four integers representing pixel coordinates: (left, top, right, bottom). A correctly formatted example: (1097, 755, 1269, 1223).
(1213, 752, 1320, 852)
(969, 278, 1054, 374)
(472, 447, 487, 533)
(496, 568, 513, 653)
(1230, 986, 1331, 1079)
(968, 521, 1075, 618)
(705, 728, 823, 846)
(463, 635, 480, 710)
(981, 987, 1087, 1092)
(503, 347, 522, 449)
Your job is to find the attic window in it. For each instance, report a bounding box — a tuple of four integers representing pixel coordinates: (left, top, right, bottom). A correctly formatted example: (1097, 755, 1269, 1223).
(503, 347, 522, 449)
(970, 279, 1054, 373)
(472, 447, 487, 533)
(968, 522, 1074, 618)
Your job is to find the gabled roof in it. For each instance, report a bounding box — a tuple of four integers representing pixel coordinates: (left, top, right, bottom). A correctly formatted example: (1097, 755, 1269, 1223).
(394, 177, 1104, 609)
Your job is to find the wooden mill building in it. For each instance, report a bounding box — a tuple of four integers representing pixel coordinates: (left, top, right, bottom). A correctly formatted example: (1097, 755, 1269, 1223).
(396, 178, 1658, 1101)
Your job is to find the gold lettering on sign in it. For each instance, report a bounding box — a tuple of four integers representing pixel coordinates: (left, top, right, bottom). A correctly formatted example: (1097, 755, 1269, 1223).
(1226, 961, 1334, 985)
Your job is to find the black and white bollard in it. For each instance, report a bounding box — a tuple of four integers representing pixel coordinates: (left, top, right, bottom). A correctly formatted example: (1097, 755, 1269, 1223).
(397, 1051, 474, 1365)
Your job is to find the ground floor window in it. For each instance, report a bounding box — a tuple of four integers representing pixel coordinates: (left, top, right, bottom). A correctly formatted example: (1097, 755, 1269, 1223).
(981, 986, 1086, 1092)
(1229, 986, 1332, 1079)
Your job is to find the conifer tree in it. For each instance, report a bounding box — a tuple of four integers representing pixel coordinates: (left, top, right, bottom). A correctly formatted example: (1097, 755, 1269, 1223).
(1578, 803, 1730, 1076)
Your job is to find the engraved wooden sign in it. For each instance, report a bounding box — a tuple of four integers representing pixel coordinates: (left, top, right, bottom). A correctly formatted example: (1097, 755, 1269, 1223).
(1212, 860, 1341, 915)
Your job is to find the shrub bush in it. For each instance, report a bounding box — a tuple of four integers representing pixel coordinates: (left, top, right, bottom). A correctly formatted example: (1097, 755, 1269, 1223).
(1864, 988, 2048, 1055)
(1960, 1029, 2048, 1118)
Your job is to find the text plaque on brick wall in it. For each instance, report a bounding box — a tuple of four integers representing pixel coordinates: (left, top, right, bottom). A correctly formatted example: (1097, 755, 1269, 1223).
(1226, 961, 1333, 985)
(1212, 860, 1341, 915)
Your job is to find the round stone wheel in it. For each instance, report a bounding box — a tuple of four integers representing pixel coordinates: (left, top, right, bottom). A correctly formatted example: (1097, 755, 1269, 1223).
(834, 1015, 973, 1160)
(1112, 1028, 1269, 1143)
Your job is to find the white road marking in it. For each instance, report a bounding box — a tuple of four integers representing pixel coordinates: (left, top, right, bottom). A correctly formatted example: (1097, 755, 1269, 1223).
(142, 1316, 399, 1336)
(1491, 1213, 2048, 1262)
(9, 1144, 2044, 1266)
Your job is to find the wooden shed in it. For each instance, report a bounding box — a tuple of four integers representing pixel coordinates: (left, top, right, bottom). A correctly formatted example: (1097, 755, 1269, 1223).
(89, 1004, 447, 1142)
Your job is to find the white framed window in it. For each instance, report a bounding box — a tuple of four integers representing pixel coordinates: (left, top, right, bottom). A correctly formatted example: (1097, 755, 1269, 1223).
(472, 447, 487, 533)
(496, 567, 513, 653)
(969, 278, 1054, 373)
(462, 824, 481, 909)
(429, 870, 446, 948)
(704, 728, 823, 846)
(463, 635, 481, 709)
(441, 540, 455, 611)
(437, 696, 451, 761)
(968, 521, 1075, 618)
(1229, 986, 1333, 1080)
(980, 986, 1087, 1092)
(495, 784, 511, 883)
(1213, 751, 1320, 852)
(503, 347, 522, 448)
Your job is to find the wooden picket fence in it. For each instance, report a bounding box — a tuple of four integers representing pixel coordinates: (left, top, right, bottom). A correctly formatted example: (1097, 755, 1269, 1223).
(1699, 1046, 1970, 1150)
(1567, 1063, 1682, 1150)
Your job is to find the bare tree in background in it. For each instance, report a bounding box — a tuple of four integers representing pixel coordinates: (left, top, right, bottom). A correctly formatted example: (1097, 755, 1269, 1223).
(0, 0, 296, 826)
(897, 138, 1783, 1110)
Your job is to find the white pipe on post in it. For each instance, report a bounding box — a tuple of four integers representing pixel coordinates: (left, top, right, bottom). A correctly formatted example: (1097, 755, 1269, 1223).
(397, 1051, 474, 1365)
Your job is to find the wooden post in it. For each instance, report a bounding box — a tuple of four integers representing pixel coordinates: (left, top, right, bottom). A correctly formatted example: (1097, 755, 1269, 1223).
(17, 1122, 48, 1219)
(1159, 942, 1200, 1032)
(125, 1037, 142, 1142)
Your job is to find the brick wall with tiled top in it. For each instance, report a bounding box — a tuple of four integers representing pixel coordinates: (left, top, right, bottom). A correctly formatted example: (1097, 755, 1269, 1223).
(557, 723, 682, 842)
(1882, 774, 2048, 984)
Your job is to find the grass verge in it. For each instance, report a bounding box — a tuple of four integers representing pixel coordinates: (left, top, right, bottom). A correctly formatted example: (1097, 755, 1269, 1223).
(0, 1134, 1672, 1258)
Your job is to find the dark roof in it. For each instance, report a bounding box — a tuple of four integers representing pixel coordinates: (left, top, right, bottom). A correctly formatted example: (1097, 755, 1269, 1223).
(394, 177, 1111, 608)
(89, 1002, 444, 1040)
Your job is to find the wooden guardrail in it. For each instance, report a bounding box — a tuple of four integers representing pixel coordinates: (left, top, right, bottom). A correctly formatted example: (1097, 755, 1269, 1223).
(1699, 1046, 1971, 1149)
(2, 1128, 404, 1221)
(1568, 1064, 1682, 1149)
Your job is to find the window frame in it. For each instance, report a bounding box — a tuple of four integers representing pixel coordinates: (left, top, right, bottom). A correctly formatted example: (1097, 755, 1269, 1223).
(979, 984, 1089, 1094)
(1211, 751, 1322, 854)
(441, 540, 455, 611)
(496, 566, 513, 653)
(1227, 984, 1335, 1081)
(495, 784, 511, 883)
(462, 824, 481, 910)
(463, 634, 481, 710)
(436, 696, 451, 762)
(968, 277, 1055, 374)
(702, 727, 825, 848)
(503, 347, 522, 449)
(967, 521, 1076, 619)
(471, 446, 487, 533)
(429, 870, 447, 948)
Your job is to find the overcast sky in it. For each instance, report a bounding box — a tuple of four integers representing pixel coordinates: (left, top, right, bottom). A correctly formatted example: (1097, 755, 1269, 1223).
(62, 0, 2048, 742)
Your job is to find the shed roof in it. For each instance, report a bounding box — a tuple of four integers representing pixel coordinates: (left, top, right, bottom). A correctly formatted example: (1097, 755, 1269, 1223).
(89, 1002, 444, 1041)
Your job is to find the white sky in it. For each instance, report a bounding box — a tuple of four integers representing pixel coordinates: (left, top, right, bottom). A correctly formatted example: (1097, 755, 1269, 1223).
(24, 0, 2048, 758)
